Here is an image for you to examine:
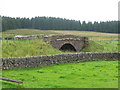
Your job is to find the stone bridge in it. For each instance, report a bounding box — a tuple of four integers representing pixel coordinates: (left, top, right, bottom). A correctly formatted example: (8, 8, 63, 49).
(12, 34, 89, 52)
(44, 35, 89, 52)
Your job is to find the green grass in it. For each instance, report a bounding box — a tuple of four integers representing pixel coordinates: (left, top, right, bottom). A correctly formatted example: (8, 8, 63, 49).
(2, 39, 119, 57)
(2, 61, 118, 88)
(2, 29, 58, 38)
(2, 38, 68, 57)
(1, 29, 119, 88)
(81, 40, 119, 52)
(2, 29, 119, 57)
(53, 30, 119, 40)
(2, 29, 119, 40)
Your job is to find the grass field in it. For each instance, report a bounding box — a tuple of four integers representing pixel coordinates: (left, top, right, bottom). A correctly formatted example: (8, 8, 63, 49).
(53, 30, 119, 40)
(2, 29, 58, 39)
(2, 29, 119, 40)
(1, 29, 119, 88)
(2, 61, 118, 88)
(2, 29, 120, 57)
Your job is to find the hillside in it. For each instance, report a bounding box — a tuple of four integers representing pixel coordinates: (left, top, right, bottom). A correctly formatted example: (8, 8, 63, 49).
(2, 29, 119, 40)
(2, 29, 119, 57)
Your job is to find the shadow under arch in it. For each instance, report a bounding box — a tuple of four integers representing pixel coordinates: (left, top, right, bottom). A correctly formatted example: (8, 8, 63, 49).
(59, 43, 77, 52)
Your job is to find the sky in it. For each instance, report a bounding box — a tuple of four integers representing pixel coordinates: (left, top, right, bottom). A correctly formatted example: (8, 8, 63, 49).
(0, 0, 119, 22)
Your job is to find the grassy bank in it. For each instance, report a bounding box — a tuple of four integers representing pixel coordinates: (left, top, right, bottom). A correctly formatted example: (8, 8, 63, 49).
(2, 39, 119, 57)
(2, 61, 118, 88)
(2, 29, 119, 57)
(2, 39, 66, 57)
(81, 40, 119, 52)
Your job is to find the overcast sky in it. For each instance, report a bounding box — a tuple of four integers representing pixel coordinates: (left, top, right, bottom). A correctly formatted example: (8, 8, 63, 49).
(0, 0, 119, 22)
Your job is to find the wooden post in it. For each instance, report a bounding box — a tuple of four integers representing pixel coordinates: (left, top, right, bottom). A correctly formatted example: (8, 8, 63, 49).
(0, 77, 23, 85)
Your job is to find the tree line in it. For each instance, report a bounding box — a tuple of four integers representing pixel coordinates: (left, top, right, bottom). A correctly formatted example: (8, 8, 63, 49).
(1, 16, 119, 33)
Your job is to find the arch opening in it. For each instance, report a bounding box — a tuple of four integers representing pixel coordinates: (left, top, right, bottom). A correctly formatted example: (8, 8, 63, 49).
(59, 43, 77, 52)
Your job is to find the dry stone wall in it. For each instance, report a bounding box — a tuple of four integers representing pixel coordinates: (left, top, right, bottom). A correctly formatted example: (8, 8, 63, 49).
(14, 35, 45, 40)
(1, 52, 119, 70)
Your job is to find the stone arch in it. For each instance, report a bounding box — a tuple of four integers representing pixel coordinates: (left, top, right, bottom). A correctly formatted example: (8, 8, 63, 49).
(59, 43, 77, 52)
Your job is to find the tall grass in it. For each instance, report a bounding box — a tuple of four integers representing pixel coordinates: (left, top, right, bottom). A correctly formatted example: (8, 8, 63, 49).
(2, 39, 65, 57)
(2, 39, 119, 57)
(81, 40, 119, 52)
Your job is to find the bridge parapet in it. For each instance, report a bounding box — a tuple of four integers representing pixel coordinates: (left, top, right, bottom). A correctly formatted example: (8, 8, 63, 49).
(44, 35, 89, 52)
(56, 38, 81, 41)
(44, 34, 88, 41)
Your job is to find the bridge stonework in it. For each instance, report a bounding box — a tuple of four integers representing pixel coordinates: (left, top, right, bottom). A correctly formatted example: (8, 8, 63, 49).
(44, 35, 89, 52)
(12, 34, 89, 52)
